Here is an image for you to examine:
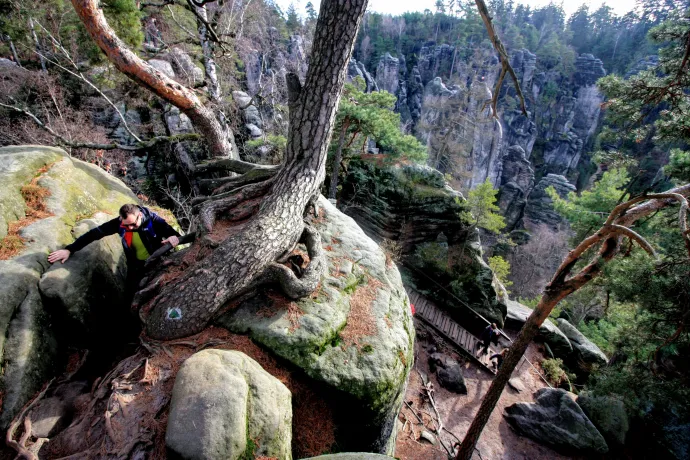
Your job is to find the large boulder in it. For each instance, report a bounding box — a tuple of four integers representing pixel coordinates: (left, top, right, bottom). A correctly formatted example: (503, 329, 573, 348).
(577, 393, 629, 447)
(166, 350, 292, 460)
(556, 319, 608, 371)
(216, 197, 414, 454)
(505, 300, 572, 357)
(0, 146, 137, 428)
(504, 388, 609, 454)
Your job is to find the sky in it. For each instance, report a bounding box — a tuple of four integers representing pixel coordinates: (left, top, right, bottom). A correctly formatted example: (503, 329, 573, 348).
(278, 0, 638, 19)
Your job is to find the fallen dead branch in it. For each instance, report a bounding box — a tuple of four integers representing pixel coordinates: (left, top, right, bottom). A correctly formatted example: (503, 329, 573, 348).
(6, 378, 55, 459)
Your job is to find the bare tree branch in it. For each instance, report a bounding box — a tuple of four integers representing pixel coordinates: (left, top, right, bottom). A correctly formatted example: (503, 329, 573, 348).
(474, 0, 527, 118)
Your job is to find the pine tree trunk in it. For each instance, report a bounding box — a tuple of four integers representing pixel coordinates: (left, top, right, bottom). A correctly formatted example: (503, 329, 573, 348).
(144, 0, 369, 339)
(71, 0, 236, 159)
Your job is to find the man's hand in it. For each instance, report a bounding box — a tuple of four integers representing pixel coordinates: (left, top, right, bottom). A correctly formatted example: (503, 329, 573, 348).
(48, 249, 71, 264)
(162, 236, 180, 248)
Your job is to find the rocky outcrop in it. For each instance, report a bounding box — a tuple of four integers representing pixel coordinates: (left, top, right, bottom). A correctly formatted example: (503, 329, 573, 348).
(497, 146, 535, 229)
(39, 214, 128, 338)
(577, 393, 629, 447)
(375, 53, 400, 95)
(523, 174, 576, 230)
(166, 350, 292, 460)
(216, 196, 414, 454)
(169, 48, 204, 86)
(0, 146, 137, 428)
(417, 44, 456, 85)
(348, 58, 378, 92)
(573, 54, 606, 88)
(429, 353, 467, 394)
(505, 388, 609, 454)
(505, 300, 572, 357)
(232, 90, 264, 140)
(557, 319, 608, 371)
(339, 158, 507, 327)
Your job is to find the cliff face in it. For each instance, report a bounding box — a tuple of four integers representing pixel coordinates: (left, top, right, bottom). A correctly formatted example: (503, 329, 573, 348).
(351, 45, 606, 231)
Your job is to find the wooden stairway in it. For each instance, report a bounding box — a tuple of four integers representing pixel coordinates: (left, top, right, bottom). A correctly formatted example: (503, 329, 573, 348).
(407, 289, 497, 375)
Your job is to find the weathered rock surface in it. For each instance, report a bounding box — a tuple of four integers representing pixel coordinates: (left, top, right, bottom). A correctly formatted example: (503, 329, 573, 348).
(573, 54, 606, 88)
(0, 145, 136, 428)
(169, 47, 204, 86)
(577, 393, 629, 447)
(39, 214, 128, 338)
(431, 354, 467, 395)
(557, 319, 608, 371)
(376, 52, 400, 95)
(348, 58, 378, 92)
(232, 90, 264, 139)
(497, 146, 535, 229)
(216, 196, 414, 454)
(505, 300, 572, 357)
(523, 174, 576, 230)
(339, 158, 507, 327)
(166, 350, 292, 460)
(428, 353, 466, 393)
(505, 388, 609, 453)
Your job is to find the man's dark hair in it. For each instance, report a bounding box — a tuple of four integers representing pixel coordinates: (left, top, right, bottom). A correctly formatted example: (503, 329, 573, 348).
(119, 204, 139, 219)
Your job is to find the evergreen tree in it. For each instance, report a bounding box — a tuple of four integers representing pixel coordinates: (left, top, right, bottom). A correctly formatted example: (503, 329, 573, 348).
(286, 3, 301, 34)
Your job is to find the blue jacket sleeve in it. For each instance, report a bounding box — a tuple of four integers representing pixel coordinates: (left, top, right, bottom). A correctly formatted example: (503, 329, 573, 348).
(64, 217, 121, 253)
(151, 213, 181, 239)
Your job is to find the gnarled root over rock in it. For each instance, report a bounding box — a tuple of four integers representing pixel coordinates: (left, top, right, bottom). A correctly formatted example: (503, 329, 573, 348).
(259, 224, 325, 299)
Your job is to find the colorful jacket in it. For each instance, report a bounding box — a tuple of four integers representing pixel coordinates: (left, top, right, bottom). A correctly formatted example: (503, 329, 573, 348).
(65, 206, 180, 263)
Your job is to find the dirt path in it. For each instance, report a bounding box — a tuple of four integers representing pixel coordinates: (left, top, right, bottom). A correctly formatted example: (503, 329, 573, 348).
(395, 320, 579, 460)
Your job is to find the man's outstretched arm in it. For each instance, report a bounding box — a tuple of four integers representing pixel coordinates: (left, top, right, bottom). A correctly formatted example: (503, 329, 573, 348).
(48, 217, 120, 264)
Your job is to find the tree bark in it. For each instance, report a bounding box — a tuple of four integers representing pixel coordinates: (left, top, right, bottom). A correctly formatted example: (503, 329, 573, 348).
(456, 183, 690, 460)
(329, 120, 349, 199)
(71, 0, 237, 160)
(143, 0, 369, 339)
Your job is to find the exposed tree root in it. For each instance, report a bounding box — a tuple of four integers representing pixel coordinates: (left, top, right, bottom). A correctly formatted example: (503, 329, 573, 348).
(195, 179, 273, 234)
(198, 166, 278, 195)
(260, 225, 325, 299)
(5, 378, 54, 460)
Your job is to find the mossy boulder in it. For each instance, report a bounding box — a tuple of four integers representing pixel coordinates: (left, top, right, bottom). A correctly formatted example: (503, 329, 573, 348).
(505, 300, 572, 356)
(216, 197, 414, 454)
(505, 388, 609, 454)
(557, 319, 608, 372)
(166, 350, 292, 460)
(0, 145, 136, 428)
(577, 393, 629, 447)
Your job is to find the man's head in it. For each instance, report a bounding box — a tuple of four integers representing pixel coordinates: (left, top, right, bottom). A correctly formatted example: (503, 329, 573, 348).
(119, 204, 142, 230)
(491, 323, 497, 330)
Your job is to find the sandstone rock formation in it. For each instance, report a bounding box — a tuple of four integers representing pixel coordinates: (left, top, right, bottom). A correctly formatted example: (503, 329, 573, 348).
(523, 174, 576, 231)
(0, 145, 136, 427)
(557, 319, 609, 372)
(505, 388, 609, 453)
(577, 393, 629, 447)
(216, 196, 414, 453)
(505, 300, 572, 357)
(166, 350, 292, 460)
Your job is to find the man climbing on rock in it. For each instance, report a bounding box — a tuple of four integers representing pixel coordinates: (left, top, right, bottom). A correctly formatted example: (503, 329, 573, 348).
(48, 204, 180, 293)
